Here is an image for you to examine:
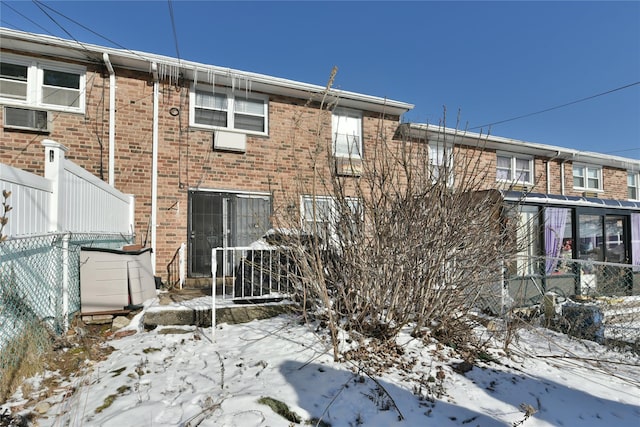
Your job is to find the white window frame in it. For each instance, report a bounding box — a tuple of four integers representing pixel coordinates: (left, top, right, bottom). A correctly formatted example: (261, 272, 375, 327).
(629, 171, 639, 200)
(0, 53, 86, 113)
(572, 164, 602, 191)
(301, 195, 362, 243)
(496, 152, 534, 185)
(332, 108, 362, 159)
(428, 140, 454, 185)
(189, 84, 269, 136)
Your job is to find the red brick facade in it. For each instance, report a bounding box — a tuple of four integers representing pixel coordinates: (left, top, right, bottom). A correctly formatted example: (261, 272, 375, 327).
(0, 48, 403, 280)
(2, 33, 637, 282)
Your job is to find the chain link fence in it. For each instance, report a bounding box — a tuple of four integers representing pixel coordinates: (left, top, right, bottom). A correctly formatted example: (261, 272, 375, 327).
(0, 232, 133, 369)
(477, 256, 640, 349)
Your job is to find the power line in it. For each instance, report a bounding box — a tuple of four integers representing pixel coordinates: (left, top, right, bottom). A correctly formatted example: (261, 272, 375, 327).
(32, 0, 90, 53)
(167, 0, 182, 65)
(30, 0, 149, 62)
(470, 81, 640, 131)
(602, 147, 640, 156)
(2, 2, 56, 36)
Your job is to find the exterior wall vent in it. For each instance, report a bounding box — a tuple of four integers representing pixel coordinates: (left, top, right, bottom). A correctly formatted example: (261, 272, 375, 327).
(3, 106, 51, 133)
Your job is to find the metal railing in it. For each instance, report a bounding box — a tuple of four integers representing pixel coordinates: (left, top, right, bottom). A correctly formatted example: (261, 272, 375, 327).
(166, 243, 186, 290)
(211, 246, 297, 301)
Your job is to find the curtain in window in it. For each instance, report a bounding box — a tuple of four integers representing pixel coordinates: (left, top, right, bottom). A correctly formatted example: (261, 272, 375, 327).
(632, 213, 640, 271)
(496, 155, 511, 180)
(332, 113, 361, 157)
(544, 207, 568, 274)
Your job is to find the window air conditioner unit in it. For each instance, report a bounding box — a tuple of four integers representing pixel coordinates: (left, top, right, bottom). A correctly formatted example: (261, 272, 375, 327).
(511, 183, 531, 192)
(335, 157, 363, 177)
(3, 106, 51, 133)
(213, 130, 246, 152)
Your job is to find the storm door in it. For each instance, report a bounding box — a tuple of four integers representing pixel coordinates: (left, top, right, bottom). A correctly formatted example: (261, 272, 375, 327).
(188, 191, 271, 277)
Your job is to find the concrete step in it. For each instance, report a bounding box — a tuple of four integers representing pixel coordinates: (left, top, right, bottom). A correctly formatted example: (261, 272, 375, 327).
(183, 277, 213, 288)
(143, 302, 296, 329)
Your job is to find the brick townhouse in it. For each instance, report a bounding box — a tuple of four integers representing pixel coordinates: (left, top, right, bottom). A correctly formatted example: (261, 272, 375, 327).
(401, 123, 640, 296)
(0, 28, 412, 283)
(1, 28, 639, 294)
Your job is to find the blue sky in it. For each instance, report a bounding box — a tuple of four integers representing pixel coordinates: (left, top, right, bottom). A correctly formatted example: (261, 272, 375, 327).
(2, 1, 639, 159)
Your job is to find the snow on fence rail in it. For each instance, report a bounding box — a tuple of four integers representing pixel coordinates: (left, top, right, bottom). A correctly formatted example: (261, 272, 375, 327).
(0, 139, 134, 237)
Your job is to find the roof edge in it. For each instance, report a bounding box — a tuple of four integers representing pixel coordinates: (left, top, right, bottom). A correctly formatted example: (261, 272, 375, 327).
(0, 28, 414, 116)
(402, 123, 640, 171)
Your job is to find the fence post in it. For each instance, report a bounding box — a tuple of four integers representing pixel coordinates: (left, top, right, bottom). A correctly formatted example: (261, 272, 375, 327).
(128, 194, 136, 238)
(41, 140, 68, 233)
(211, 248, 217, 342)
(62, 232, 70, 332)
(500, 260, 507, 316)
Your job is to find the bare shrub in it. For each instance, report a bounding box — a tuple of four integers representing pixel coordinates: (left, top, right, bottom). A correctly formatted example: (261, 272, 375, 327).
(0, 190, 11, 243)
(0, 320, 52, 402)
(272, 72, 521, 360)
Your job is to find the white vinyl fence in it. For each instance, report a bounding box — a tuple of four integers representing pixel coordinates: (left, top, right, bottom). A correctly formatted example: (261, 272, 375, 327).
(0, 140, 135, 364)
(0, 139, 134, 237)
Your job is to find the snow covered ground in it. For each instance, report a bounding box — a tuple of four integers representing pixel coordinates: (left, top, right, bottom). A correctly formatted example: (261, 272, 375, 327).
(3, 298, 640, 427)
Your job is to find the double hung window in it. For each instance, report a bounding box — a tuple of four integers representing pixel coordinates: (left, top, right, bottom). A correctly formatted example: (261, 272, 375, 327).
(0, 54, 85, 112)
(332, 108, 362, 158)
(429, 141, 453, 185)
(628, 172, 639, 200)
(573, 164, 602, 190)
(301, 195, 362, 244)
(496, 153, 533, 185)
(191, 85, 268, 135)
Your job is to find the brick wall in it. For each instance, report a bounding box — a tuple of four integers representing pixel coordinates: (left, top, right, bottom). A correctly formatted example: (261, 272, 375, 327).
(1, 48, 634, 280)
(0, 57, 402, 280)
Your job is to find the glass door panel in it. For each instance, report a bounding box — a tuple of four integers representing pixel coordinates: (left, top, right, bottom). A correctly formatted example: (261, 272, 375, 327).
(188, 192, 223, 277)
(605, 216, 626, 263)
(578, 215, 604, 262)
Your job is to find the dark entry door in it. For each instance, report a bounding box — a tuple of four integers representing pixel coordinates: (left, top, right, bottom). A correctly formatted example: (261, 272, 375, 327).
(188, 191, 271, 277)
(189, 192, 225, 277)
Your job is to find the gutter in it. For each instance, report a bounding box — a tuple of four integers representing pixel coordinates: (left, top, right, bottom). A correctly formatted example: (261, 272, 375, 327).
(151, 63, 159, 274)
(0, 28, 414, 116)
(103, 53, 116, 186)
(405, 123, 640, 171)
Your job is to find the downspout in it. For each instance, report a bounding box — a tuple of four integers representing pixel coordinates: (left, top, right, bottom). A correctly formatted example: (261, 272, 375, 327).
(560, 153, 573, 196)
(103, 53, 116, 186)
(151, 63, 159, 274)
(546, 157, 551, 194)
